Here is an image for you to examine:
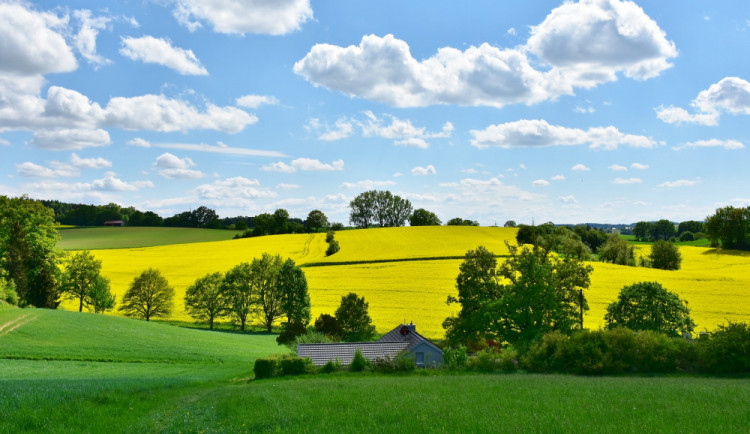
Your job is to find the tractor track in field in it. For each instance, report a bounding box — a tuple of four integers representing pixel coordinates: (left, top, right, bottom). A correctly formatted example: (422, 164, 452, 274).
(301, 233, 314, 257)
(0, 313, 37, 338)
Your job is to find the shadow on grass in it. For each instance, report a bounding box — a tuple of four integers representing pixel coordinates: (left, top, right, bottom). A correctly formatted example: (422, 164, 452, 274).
(700, 248, 750, 258)
(151, 320, 278, 336)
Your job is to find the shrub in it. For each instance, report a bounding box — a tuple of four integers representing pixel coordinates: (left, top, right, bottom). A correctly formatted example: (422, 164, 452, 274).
(330, 223, 344, 230)
(393, 353, 416, 372)
(321, 358, 342, 374)
(468, 349, 501, 372)
(326, 240, 340, 256)
(280, 356, 310, 376)
(598, 234, 635, 266)
(289, 330, 333, 353)
(443, 346, 468, 369)
(650, 240, 682, 270)
(277, 321, 308, 345)
(499, 346, 519, 373)
(314, 314, 343, 340)
(0, 279, 18, 305)
(679, 231, 695, 242)
(522, 331, 571, 373)
(325, 231, 335, 243)
(632, 330, 679, 373)
(699, 322, 750, 374)
(350, 349, 368, 372)
(605, 281, 695, 337)
(254, 358, 275, 379)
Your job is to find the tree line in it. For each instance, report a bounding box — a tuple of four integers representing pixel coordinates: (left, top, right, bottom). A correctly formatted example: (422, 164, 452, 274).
(348, 190, 478, 228)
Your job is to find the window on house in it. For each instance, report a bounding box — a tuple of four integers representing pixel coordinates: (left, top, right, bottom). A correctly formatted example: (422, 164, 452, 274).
(416, 352, 425, 365)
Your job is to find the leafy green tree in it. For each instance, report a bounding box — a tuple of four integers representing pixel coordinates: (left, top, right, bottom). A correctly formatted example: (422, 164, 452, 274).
(87, 276, 115, 313)
(409, 208, 442, 226)
(335, 293, 376, 342)
(314, 313, 343, 340)
(349, 190, 377, 228)
(184, 272, 226, 329)
(632, 221, 652, 242)
(252, 213, 274, 236)
(273, 209, 290, 234)
(251, 253, 284, 332)
(0, 279, 18, 305)
(306, 210, 329, 232)
(60, 250, 103, 312)
(349, 190, 412, 228)
(705, 206, 750, 250)
(598, 233, 635, 266)
(678, 220, 704, 235)
(119, 268, 174, 321)
(504, 220, 517, 228)
(650, 219, 676, 241)
(0, 196, 61, 308)
(605, 281, 695, 337)
(447, 217, 479, 226)
(222, 262, 254, 331)
(649, 240, 682, 270)
(277, 259, 311, 343)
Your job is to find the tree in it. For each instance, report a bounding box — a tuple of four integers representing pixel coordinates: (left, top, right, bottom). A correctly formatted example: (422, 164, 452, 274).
(598, 233, 635, 266)
(409, 208, 441, 226)
(222, 262, 254, 331)
(605, 281, 695, 337)
(0, 196, 61, 308)
(278, 259, 311, 326)
(184, 272, 226, 329)
(447, 218, 479, 226)
(335, 293, 376, 342)
(253, 213, 274, 236)
(705, 206, 750, 250)
(87, 276, 115, 313)
(192, 206, 219, 228)
(314, 313, 343, 340)
(0, 279, 18, 305)
(251, 253, 284, 332)
(306, 210, 329, 232)
(632, 221, 652, 242)
(119, 268, 174, 321)
(60, 250, 103, 312)
(273, 209, 290, 234)
(384, 194, 413, 227)
(444, 244, 592, 349)
(650, 219, 676, 241)
(504, 220, 517, 228)
(649, 240, 682, 270)
(349, 191, 377, 228)
(349, 190, 412, 228)
(678, 220, 704, 235)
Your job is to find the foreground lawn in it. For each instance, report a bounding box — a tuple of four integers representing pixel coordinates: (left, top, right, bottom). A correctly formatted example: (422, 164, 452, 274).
(58, 226, 243, 250)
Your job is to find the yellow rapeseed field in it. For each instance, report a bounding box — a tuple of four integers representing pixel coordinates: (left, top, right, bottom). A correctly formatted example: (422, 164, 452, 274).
(62, 227, 750, 339)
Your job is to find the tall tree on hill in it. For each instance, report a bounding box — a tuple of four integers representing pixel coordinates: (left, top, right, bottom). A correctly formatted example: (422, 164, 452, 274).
(335, 293, 376, 342)
(349, 190, 412, 228)
(276, 258, 312, 344)
(184, 272, 227, 329)
(221, 262, 254, 331)
(273, 209, 290, 234)
(119, 268, 174, 321)
(60, 250, 104, 312)
(251, 253, 284, 332)
(409, 208, 442, 226)
(605, 281, 694, 337)
(306, 209, 329, 232)
(705, 206, 750, 250)
(0, 196, 61, 308)
(349, 190, 377, 228)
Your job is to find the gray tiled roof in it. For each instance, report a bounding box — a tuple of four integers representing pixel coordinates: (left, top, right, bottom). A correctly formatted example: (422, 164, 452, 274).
(298, 342, 410, 366)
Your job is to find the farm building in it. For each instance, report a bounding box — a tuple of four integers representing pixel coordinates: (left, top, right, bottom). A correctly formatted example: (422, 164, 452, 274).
(298, 323, 443, 367)
(103, 220, 125, 226)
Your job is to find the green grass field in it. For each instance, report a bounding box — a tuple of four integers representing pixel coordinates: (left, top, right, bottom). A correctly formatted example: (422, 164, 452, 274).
(620, 234, 712, 247)
(2, 308, 750, 432)
(57, 226, 243, 250)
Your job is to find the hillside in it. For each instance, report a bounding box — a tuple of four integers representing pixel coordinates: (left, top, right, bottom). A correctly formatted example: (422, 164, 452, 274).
(58, 226, 243, 250)
(59, 226, 750, 338)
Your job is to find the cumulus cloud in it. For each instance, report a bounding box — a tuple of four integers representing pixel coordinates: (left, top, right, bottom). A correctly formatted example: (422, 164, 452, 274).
(173, 0, 313, 35)
(155, 152, 205, 179)
(609, 164, 628, 171)
(673, 139, 745, 151)
(30, 129, 111, 150)
(127, 138, 152, 148)
(340, 180, 397, 189)
(470, 119, 654, 150)
(612, 178, 642, 185)
(16, 162, 76, 178)
(70, 153, 112, 169)
(657, 77, 750, 125)
(127, 139, 285, 157)
(295, 1, 676, 108)
(630, 162, 650, 169)
(235, 95, 279, 108)
(263, 158, 344, 173)
(559, 195, 577, 204)
(194, 177, 276, 200)
(658, 178, 701, 188)
(276, 183, 300, 190)
(120, 36, 208, 75)
(313, 118, 355, 141)
(532, 179, 550, 187)
(411, 165, 437, 176)
(572, 164, 590, 171)
(91, 172, 154, 191)
(73, 10, 111, 66)
(439, 177, 542, 202)
(551, 175, 566, 181)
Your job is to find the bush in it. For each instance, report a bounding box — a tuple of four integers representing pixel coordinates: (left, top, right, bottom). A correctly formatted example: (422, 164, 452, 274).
(698, 322, 750, 374)
(521, 331, 571, 373)
(289, 330, 333, 353)
(350, 349, 368, 372)
(254, 355, 312, 379)
(314, 314, 343, 340)
(280, 356, 310, 376)
(605, 281, 694, 337)
(277, 321, 308, 345)
(499, 346, 519, 373)
(393, 353, 416, 371)
(254, 358, 275, 379)
(468, 349, 501, 372)
(325, 231, 335, 243)
(321, 358, 342, 374)
(326, 240, 340, 256)
(679, 231, 695, 242)
(650, 240, 682, 270)
(0, 279, 18, 305)
(443, 346, 467, 369)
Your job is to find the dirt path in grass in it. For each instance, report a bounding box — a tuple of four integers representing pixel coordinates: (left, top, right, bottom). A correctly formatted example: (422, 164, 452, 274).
(0, 313, 37, 338)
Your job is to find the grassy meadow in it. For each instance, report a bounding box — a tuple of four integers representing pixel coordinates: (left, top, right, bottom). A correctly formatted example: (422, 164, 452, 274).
(57, 226, 750, 338)
(2, 308, 750, 432)
(58, 226, 243, 250)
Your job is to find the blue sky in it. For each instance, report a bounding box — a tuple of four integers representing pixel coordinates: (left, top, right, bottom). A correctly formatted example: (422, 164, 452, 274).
(1, 0, 749, 225)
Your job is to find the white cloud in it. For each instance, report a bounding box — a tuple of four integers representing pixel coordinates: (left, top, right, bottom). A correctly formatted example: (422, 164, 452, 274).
(673, 139, 745, 151)
(70, 153, 112, 169)
(609, 164, 628, 171)
(155, 152, 205, 179)
(471, 119, 655, 150)
(73, 10, 111, 66)
(462, 168, 479, 174)
(0, 3, 77, 75)
(127, 138, 152, 148)
(173, 0, 313, 35)
(295, 1, 675, 108)
(30, 129, 111, 150)
(276, 183, 300, 190)
(91, 172, 154, 191)
(16, 162, 77, 178)
(630, 163, 649, 170)
(411, 165, 437, 176)
(263, 158, 344, 173)
(235, 95, 279, 108)
(194, 177, 276, 200)
(317, 119, 354, 141)
(658, 178, 701, 188)
(559, 195, 577, 204)
(128, 140, 284, 157)
(612, 178, 642, 185)
(551, 175, 566, 181)
(395, 138, 429, 149)
(532, 179, 550, 187)
(572, 164, 590, 171)
(574, 106, 595, 114)
(439, 177, 542, 202)
(340, 180, 397, 189)
(657, 77, 750, 125)
(120, 36, 208, 75)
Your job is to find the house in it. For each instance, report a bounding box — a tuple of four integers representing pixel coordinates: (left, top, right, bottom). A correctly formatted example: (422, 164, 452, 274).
(298, 323, 443, 367)
(103, 220, 125, 227)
